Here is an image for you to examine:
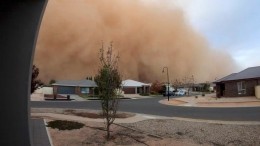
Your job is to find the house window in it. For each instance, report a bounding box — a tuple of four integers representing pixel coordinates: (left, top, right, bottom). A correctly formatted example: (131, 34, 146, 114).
(237, 81, 246, 95)
(81, 87, 89, 94)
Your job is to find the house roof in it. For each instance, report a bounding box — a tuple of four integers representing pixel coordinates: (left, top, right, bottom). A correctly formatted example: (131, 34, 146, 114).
(214, 73, 237, 83)
(215, 66, 260, 83)
(52, 80, 97, 87)
(122, 79, 150, 87)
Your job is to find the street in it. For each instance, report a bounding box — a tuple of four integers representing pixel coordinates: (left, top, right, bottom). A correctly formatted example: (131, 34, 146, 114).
(31, 96, 260, 121)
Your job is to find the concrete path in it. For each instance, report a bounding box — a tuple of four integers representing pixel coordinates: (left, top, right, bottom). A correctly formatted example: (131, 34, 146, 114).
(31, 93, 87, 101)
(61, 94, 87, 101)
(31, 118, 52, 146)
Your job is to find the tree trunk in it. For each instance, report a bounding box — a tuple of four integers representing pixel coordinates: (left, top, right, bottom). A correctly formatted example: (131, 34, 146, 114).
(106, 120, 110, 140)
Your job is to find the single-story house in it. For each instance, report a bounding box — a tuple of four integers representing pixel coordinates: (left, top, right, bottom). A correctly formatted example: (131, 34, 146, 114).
(192, 83, 216, 92)
(215, 66, 260, 97)
(122, 79, 151, 94)
(164, 84, 175, 92)
(192, 83, 204, 92)
(52, 80, 97, 95)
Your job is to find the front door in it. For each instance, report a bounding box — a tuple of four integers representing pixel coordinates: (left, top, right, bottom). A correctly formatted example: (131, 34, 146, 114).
(220, 83, 225, 96)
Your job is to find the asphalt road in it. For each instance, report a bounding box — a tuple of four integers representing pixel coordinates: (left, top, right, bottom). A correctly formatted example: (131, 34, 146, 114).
(30, 96, 260, 121)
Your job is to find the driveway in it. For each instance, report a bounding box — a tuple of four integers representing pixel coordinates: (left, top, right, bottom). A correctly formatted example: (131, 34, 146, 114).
(31, 93, 86, 101)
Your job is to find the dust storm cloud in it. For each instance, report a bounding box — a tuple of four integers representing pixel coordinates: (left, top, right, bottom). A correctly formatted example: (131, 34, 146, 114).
(34, 0, 237, 83)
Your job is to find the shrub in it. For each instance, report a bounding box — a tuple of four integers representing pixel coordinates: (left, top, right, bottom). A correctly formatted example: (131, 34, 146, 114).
(47, 120, 84, 130)
(140, 93, 150, 96)
(150, 80, 163, 94)
(150, 91, 160, 95)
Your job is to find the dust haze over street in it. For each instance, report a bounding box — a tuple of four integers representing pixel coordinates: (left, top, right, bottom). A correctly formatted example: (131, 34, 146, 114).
(34, 0, 237, 83)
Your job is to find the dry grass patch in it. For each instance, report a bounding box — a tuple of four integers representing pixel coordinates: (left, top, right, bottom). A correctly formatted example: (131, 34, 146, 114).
(63, 109, 135, 119)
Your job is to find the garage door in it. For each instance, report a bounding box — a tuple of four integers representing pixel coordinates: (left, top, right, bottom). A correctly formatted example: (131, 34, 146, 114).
(57, 86, 76, 94)
(123, 87, 136, 94)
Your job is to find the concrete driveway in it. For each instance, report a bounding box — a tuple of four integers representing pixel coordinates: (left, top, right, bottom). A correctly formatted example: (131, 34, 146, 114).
(31, 93, 87, 101)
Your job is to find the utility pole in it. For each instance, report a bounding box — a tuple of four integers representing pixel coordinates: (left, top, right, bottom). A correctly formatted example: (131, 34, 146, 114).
(162, 67, 170, 101)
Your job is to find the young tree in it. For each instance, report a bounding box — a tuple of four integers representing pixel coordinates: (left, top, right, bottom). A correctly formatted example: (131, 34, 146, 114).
(49, 79, 56, 85)
(31, 65, 43, 94)
(86, 76, 93, 80)
(94, 42, 122, 140)
(182, 75, 195, 96)
(172, 79, 183, 90)
(202, 82, 210, 92)
(150, 80, 163, 94)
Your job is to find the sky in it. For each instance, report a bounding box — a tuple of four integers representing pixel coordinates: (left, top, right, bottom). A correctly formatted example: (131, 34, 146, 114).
(35, 0, 259, 82)
(164, 0, 260, 69)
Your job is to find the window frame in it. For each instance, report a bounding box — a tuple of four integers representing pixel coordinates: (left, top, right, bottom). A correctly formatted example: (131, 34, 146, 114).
(80, 87, 90, 94)
(237, 81, 246, 95)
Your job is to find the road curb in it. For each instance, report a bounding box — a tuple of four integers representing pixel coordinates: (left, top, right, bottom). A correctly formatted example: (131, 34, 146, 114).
(137, 113, 260, 125)
(159, 99, 260, 108)
(32, 108, 260, 125)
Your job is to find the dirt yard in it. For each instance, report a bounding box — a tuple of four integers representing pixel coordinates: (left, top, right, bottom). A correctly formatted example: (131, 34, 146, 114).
(45, 118, 260, 146)
(46, 119, 200, 146)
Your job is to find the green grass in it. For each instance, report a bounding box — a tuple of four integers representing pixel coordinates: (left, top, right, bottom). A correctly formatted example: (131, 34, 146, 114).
(47, 120, 84, 130)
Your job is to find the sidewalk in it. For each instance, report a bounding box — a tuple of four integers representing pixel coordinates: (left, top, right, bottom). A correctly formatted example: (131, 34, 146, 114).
(30, 107, 260, 146)
(31, 93, 155, 101)
(31, 118, 52, 146)
(160, 93, 260, 107)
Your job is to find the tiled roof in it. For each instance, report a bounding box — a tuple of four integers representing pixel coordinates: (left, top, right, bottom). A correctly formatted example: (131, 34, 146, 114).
(52, 80, 97, 87)
(214, 73, 237, 83)
(215, 66, 260, 82)
(122, 79, 150, 87)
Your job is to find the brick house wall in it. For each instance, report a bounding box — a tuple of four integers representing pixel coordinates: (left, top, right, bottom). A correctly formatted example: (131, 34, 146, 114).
(223, 79, 259, 97)
(53, 86, 58, 95)
(145, 86, 150, 94)
(216, 83, 221, 97)
(75, 87, 81, 95)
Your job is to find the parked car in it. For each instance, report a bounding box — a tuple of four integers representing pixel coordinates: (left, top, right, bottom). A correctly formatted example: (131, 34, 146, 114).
(175, 90, 186, 96)
(163, 91, 175, 96)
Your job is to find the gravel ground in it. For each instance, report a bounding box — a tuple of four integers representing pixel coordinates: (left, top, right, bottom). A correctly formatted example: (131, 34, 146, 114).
(47, 120, 201, 146)
(123, 119, 260, 146)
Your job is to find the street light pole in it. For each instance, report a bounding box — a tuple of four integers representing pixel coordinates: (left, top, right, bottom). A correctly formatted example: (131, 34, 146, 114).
(162, 67, 170, 101)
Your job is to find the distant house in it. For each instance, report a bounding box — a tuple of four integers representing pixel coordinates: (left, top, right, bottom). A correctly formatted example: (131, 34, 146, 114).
(193, 83, 216, 92)
(52, 80, 97, 95)
(215, 66, 260, 97)
(164, 84, 175, 92)
(122, 79, 151, 94)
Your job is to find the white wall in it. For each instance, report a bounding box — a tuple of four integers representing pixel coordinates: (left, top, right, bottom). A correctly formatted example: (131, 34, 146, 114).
(34, 87, 53, 94)
(165, 85, 175, 92)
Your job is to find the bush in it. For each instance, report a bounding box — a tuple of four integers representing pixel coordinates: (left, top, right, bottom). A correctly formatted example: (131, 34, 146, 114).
(150, 91, 160, 95)
(140, 93, 150, 96)
(47, 120, 84, 130)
